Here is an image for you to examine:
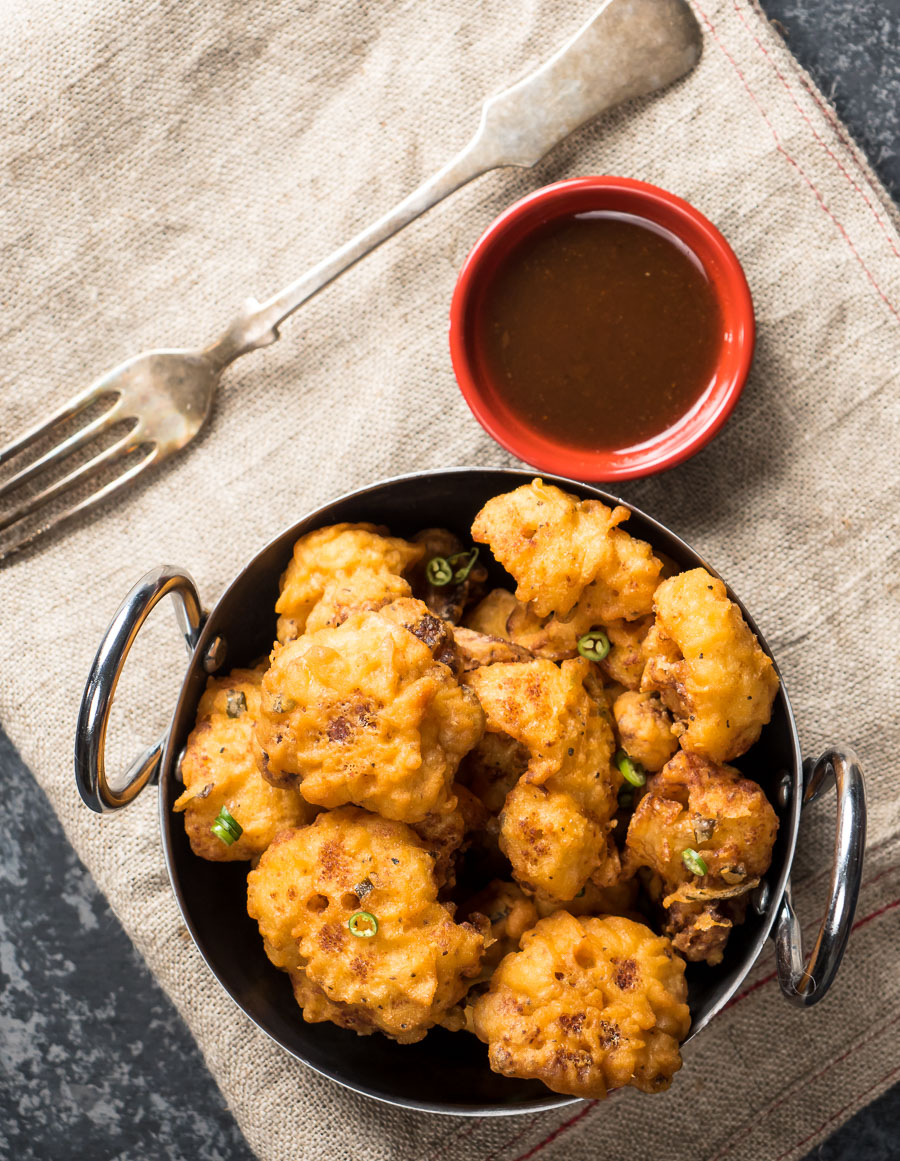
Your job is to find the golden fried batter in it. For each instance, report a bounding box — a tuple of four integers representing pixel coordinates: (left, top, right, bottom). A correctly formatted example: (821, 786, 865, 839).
(305, 569, 412, 634)
(471, 479, 661, 622)
(626, 750, 778, 964)
(452, 626, 533, 671)
(532, 877, 641, 921)
(410, 784, 487, 889)
(173, 666, 311, 861)
(246, 808, 484, 1042)
(255, 605, 484, 823)
(598, 617, 652, 689)
(473, 912, 689, 1099)
(458, 731, 530, 816)
(275, 523, 423, 642)
(641, 568, 779, 762)
(466, 659, 621, 899)
(462, 879, 540, 979)
(465, 588, 578, 660)
(613, 691, 678, 773)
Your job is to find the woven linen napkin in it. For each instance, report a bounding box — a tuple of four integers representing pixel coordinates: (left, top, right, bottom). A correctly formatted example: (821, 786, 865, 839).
(1, 1, 898, 1158)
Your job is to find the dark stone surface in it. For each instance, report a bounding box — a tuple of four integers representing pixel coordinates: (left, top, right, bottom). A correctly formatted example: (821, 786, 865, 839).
(2, 3, 899, 1159)
(0, 733, 254, 1161)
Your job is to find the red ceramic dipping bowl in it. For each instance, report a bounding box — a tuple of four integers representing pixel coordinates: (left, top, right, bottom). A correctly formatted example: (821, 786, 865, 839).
(449, 176, 755, 481)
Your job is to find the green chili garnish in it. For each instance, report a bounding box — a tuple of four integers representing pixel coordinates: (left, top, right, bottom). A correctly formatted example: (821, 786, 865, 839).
(348, 911, 378, 938)
(426, 556, 453, 586)
(448, 547, 480, 583)
(211, 806, 243, 846)
(614, 749, 646, 788)
(682, 848, 708, 876)
(271, 694, 297, 714)
(225, 690, 247, 718)
(576, 629, 610, 663)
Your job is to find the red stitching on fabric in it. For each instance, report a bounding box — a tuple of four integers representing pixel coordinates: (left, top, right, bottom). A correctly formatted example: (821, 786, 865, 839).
(773, 1062, 900, 1161)
(730, 0, 900, 262)
(492, 890, 900, 1161)
(509, 1103, 596, 1161)
(709, 1009, 900, 1161)
(690, 0, 900, 322)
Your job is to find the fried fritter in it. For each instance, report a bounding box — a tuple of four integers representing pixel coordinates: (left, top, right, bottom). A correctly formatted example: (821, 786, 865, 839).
(275, 523, 423, 642)
(641, 568, 779, 762)
(613, 691, 678, 773)
(471, 479, 661, 622)
(410, 784, 487, 889)
(532, 876, 641, 921)
(452, 626, 534, 671)
(625, 750, 778, 964)
(598, 617, 652, 689)
(473, 912, 690, 1099)
(410, 528, 488, 624)
(457, 730, 530, 816)
(246, 808, 485, 1042)
(465, 659, 621, 899)
(462, 879, 540, 978)
(255, 604, 484, 822)
(464, 588, 578, 660)
(379, 596, 460, 673)
(173, 666, 311, 861)
(305, 569, 412, 634)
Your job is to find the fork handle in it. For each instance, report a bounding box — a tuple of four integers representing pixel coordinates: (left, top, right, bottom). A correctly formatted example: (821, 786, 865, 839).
(204, 0, 702, 368)
(204, 136, 493, 367)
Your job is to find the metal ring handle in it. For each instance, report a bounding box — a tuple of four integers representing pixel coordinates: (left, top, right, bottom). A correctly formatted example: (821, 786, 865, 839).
(774, 745, 866, 1006)
(75, 566, 203, 813)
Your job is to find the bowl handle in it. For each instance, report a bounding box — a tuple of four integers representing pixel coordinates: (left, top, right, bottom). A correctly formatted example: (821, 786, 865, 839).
(74, 566, 203, 813)
(774, 745, 866, 1006)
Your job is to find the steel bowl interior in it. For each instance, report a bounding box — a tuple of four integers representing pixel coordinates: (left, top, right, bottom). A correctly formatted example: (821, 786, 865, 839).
(159, 468, 802, 1115)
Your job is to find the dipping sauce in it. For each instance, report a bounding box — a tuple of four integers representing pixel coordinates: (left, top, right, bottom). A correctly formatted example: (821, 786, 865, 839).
(476, 211, 722, 453)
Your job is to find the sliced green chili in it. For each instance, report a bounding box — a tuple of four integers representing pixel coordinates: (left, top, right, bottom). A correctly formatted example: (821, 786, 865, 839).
(614, 749, 646, 788)
(348, 911, 378, 938)
(425, 556, 453, 586)
(211, 806, 243, 846)
(682, 848, 708, 876)
(225, 690, 247, 718)
(576, 629, 610, 663)
(448, 547, 480, 583)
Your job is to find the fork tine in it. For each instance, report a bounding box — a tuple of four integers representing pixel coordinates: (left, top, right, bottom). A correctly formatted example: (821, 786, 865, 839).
(0, 429, 145, 535)
(0, 400, 124, 502)
(0, 383, 117, 468)
(0, 446, 160, 563)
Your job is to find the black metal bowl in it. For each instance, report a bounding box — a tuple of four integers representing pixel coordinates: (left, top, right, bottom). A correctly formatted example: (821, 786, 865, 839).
(75, 468, 865, 1115)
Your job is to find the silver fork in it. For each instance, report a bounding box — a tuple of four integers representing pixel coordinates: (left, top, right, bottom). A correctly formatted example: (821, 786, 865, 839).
(0, 0, 700, 561)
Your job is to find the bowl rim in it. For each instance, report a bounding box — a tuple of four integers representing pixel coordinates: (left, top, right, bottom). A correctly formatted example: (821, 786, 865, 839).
(158, 466, 801, 1116)
(448, 176, 756, 481)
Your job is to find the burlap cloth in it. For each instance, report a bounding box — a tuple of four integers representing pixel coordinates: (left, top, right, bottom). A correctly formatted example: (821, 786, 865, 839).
(2, 0, 898, 1157)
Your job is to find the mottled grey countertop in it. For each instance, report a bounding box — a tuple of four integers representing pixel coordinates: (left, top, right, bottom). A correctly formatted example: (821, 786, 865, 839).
(2, 3, 900, 1159)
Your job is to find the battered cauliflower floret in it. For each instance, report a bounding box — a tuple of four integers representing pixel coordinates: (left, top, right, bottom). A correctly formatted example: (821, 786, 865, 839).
(462, 879, 540, 978)
(172, 666, 312, 861)
(287, 967, 377, 1036)
(598, 617, 652, 690)
(464, 588, 578, 660)
(532, 876, 641, 921)
(457, 731, 530, 816)
(613, 691, 678, 773)
(304, 569, 412, 634)
(246, 808, 485, 1042)
(452, 626, 534, 671)
(641, 569, 779, 762)
(471, 479, 661, 622)
(378, 596, 460, 673)
(626, 750, 778, 964)
(465, 659, 621, 899)
(473, 912, 690, 1099)
(255, 604, 484, 823)
(275, 523, 423, 642)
